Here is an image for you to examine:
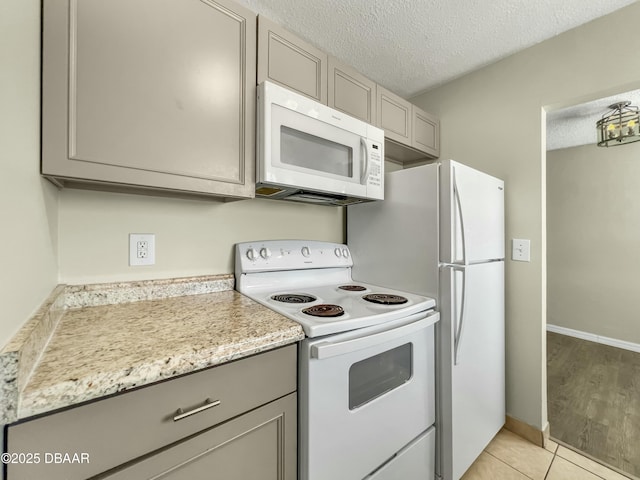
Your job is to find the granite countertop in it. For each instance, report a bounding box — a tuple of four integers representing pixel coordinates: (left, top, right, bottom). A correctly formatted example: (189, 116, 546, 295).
(0, 275, 304, 423)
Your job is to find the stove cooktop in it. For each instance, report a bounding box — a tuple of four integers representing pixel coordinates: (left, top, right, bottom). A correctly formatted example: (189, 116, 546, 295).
(235, 240, 436, 337)
(246, 281, 435, 337)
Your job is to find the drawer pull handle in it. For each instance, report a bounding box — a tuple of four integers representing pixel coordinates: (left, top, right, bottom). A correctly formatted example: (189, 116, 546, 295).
(173, 398, 221, 422)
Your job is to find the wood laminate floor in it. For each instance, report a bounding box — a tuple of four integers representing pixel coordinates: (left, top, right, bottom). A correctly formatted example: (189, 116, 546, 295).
(547, 331, 640, 478)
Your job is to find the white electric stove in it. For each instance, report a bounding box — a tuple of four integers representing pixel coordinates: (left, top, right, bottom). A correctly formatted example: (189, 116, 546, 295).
(235, 240, 435, 337)
(235, 240, 439, 480)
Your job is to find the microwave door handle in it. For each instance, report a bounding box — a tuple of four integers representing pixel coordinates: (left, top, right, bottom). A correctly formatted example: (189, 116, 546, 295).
(360, 138, 370, 185)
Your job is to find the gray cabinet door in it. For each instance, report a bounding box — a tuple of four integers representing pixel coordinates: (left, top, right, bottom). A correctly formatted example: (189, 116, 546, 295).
(257, 16, 327, 103)
(6, 345, 296, 480)
(103, 394, 297, 480)
(412, 105, 440, 157)
(328, 57, 376, 124)
(42, 0, 256, 199)
(376, 85, 411, 145)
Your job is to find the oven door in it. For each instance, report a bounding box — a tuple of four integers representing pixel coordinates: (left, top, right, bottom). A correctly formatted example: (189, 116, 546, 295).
(299, 311, 438, 480)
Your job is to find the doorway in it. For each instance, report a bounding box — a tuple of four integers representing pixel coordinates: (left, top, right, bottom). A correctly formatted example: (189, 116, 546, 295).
(545, 91, 640, 478)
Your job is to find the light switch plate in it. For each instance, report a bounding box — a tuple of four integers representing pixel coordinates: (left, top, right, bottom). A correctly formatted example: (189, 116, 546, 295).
(129, 234, 155, 266)
(512, 238, 530, 262)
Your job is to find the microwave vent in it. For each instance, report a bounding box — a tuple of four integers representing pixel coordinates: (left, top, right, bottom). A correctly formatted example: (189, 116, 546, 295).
(256, 186, 284, 196)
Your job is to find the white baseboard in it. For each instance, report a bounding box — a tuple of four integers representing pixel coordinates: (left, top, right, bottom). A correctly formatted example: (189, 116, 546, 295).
(547, 324, 640, 353)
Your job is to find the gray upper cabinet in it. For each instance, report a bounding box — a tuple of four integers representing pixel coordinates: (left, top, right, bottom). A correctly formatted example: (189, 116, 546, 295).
(255, 14, 440, 163)
(328, 57, 376, 124)
(377, 85, 440, 162)
(41, 0, 256, 199)
(258, 16, 327, 103)
(412, 105, 440, 158)
(377, 85, 412, 145)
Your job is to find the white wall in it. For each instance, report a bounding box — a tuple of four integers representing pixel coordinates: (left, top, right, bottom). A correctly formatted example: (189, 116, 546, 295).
(547, 142, 640, 345)
(1, 0, 345, 341)
(412, 3, 640, 430)
(58, 190, 344, 284)
(0, 0, 59, 349)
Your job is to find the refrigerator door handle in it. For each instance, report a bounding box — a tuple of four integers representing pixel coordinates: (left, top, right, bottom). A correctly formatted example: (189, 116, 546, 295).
(453, 266, 467, 366)
(452, 166, 467, 265)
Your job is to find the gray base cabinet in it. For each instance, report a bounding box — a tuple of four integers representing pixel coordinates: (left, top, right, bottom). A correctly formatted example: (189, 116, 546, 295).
(5, 345, 297, 480)
(42, 0, 257, 199)
(102, 394, 296, 480)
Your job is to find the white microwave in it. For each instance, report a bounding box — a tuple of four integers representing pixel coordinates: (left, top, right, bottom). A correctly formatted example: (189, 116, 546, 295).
(256, 81, 384, 206)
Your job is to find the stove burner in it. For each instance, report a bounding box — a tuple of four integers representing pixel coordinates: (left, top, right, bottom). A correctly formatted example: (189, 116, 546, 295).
(302, 304, 345, 317)
(362, 294, 408, 305)
(271, 294, 317, 304)
(338, 285, 367, 291)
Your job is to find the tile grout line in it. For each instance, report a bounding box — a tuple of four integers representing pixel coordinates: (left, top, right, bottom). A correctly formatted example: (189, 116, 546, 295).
(483, 450, 536, 480)
(552, 438, 638, 480)
(543, 447, 557, 480)
(479, 432, 633, 480)
(483, 442, 617, 480)
(559, 455, 627, 480)
(544, 444, 626, 480)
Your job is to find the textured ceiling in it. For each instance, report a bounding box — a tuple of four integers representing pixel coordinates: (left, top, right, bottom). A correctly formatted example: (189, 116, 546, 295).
(547, 90, 640, 151)
(237, 0, 637, 98)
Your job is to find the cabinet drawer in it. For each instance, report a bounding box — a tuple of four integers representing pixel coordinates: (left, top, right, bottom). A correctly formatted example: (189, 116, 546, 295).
(6, 345, 296, 480)
(364, 428, 435, 480)
(102, 393, 297, 480)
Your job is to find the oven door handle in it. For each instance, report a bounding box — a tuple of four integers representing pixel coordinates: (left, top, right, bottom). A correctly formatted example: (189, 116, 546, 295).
(310, 313, 438, 360)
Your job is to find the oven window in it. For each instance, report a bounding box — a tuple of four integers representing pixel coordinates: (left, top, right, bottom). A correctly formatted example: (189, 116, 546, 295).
(348, 343, 412, 410)
(281, 126, 353, 177)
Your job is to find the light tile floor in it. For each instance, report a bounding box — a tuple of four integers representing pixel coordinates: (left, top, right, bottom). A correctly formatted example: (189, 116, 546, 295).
(462, 429, 635, 480)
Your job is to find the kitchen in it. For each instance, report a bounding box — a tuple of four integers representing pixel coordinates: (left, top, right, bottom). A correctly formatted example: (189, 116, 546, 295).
(2, 0, 640, 479)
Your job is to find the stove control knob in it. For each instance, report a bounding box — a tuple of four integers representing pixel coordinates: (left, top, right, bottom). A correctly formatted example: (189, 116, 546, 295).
(246, 248, 258, 261)
(260, 247, 271, 259)
(301, 246, 311, 257)
(342, 248, 350, 258)
(334, 248, 342, 257)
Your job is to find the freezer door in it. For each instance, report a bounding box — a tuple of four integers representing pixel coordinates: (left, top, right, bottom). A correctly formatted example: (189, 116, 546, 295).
(438, 261, 505, 480)
(440, 160, 504, 264)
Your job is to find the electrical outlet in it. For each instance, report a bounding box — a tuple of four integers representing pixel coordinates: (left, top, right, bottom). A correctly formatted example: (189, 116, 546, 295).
(136, 241, 148, 259)
(130, 234, 155, 266)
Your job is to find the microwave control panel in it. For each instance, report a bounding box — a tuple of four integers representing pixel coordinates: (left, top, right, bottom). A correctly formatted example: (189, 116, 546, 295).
(365, 140, 383, 200)
(367, 142, 382, 188)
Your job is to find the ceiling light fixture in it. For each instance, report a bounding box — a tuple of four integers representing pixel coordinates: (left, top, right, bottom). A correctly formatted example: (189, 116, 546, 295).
(596, 101, 640, 147)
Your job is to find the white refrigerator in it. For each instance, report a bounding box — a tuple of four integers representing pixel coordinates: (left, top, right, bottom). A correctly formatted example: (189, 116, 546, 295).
(347, 160, 505, 480)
